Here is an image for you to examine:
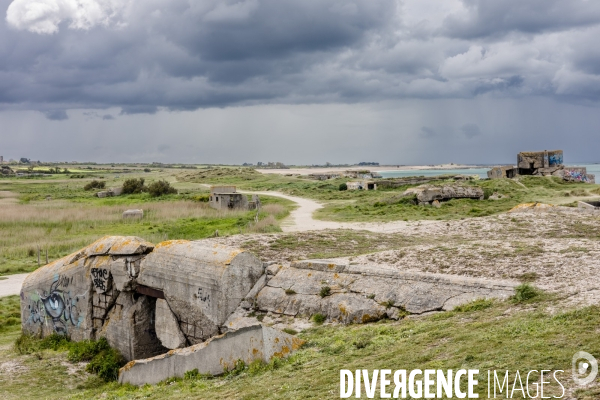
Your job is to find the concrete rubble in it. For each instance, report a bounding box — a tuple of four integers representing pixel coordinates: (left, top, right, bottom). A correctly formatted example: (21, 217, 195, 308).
(119, 324, 304, 386)
(250, 260, 516, 324)
(21, 236, 518, 385)
(122, 209, 143, 219)
(403, 184, 485, 205)
(97, 187, 124, 198)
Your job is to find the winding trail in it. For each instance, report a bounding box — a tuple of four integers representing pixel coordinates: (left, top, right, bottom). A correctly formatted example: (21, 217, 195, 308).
(240, 190, 438, 233)
(0, 274, 27, 297)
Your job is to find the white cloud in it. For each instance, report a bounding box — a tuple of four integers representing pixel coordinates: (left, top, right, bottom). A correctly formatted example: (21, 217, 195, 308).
(6, 0, 128, 34)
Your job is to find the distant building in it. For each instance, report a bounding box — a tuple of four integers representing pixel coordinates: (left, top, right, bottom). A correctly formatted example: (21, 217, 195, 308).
(209, 186, 259, 210)
(346, 181, 377, 190)
(488, 150, 595, 183)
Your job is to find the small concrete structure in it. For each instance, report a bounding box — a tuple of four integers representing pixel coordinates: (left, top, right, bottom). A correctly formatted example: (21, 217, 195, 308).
(346, 181, 377, 190)
(209, 186, 251, 210)
(308, 173, 341, 180)
(403, 184, 484, 205)
(97, 187, 124, 198)
(122, 209, 143, 219)
(118, 324, 304, 385)
(487, 166, 517, 179)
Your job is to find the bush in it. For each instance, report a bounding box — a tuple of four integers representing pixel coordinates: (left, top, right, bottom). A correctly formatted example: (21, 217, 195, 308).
(193, 194, 210, 202)
(319, 286, 331, 298)
(147, 180, 178, 197)
(339, 183, 348, 191)
(122, 178, 146, 194)
(84, 180, 106, 191)
(84, 344, 126, 381)
(312, 313, 326, 325)
(15, 333, 70, 354)
(14, 335, 125, 381)
(511, 284, 539, 303)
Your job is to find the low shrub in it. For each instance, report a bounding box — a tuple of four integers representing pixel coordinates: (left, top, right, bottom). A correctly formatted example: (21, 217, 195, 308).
(511, 283, 540, 303)
(83, 180, 106, 191)
(193, 194, 210, 202)
(122, 178, 146, 194)
(14, 335, 125, 381)
(339, 183, 347, 191)
(319, 286, 331, 298)
(147, 180, 178, 197)
(312, 313, 326, 325)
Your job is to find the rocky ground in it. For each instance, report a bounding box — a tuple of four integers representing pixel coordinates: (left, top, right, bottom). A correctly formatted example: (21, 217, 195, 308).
(206, 207, 600, 309)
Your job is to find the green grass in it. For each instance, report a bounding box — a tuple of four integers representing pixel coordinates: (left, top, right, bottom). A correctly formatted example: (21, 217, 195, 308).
(0, 296, 21, 346)
(0, 170, 294, 275)
(1, 294, 600, 399)
(315, 176, 600, 222)
(179, 167, 600, 222)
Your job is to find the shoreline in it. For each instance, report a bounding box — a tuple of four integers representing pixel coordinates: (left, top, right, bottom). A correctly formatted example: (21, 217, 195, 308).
(256, 164, 492, 175)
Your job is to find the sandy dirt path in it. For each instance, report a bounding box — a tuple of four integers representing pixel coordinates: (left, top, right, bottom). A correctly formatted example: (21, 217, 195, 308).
(240, 190, 438, 233)
(0, 274, 27, 297)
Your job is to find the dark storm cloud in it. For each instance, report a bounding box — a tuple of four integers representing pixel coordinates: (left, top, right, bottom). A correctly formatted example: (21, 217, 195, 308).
(44, 109, 68, 120)
(2, 0, 600, 119)
(442, 0, 600, 39)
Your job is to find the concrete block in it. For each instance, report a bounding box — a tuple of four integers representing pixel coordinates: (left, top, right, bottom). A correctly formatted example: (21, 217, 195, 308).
(256, 261, 517, 321)
(118, 325, 305, 386)
(137, 241, 264, 344)
(122, 209, 143, 219)
(155, 299, 187, 350)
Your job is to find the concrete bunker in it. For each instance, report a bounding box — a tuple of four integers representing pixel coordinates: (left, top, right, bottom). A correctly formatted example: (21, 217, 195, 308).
(488, 150, 595, 183)
(20, 236, 265, 361)
(209, 186, 259, 210)
(20, 236, 518, 385)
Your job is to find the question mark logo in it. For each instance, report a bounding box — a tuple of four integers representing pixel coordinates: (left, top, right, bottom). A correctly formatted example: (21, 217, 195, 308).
(572, 351, 598, 386)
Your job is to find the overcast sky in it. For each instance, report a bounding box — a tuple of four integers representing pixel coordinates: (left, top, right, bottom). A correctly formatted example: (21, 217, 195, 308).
(1, 0, 600, 165)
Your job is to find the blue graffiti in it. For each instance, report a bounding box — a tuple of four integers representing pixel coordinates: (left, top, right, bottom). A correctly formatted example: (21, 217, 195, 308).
(548, 153, 563, 166)
(30, 278, 85, 335)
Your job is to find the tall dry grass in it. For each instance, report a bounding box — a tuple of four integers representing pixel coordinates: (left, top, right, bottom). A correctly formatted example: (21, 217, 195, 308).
(0, 200, 248, 264)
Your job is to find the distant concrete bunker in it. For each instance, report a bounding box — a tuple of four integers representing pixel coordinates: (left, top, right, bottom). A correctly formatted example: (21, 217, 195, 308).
(21, 236, 516, 385)
(488, 150, 595, 183)
(209, 186, 260, 210)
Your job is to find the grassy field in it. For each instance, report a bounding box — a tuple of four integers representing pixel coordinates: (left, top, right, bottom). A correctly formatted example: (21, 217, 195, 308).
(0, 170, 294, 275)
(2, 166, 600, 399)
(1, 292, 599, 399)
(179, 167, 600, 221)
